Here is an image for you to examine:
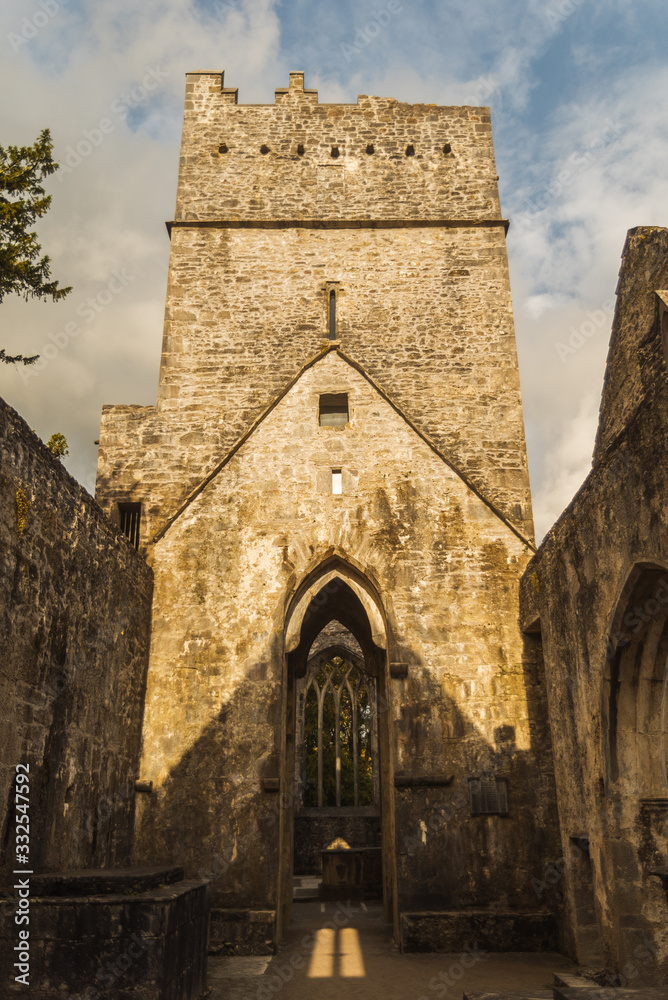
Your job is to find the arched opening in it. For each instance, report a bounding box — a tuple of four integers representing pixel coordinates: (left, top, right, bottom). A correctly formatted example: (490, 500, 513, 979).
(605, 564, 668, 797)
(277, 559, 396, 939)
(602, 563, 668, 956)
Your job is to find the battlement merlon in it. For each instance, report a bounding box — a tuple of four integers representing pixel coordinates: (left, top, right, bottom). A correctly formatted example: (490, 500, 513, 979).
(175, 71, 503, 224)
(184, 70, 490, 110)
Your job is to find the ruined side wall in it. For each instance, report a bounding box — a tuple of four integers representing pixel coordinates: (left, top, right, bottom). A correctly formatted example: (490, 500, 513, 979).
(594, 227, 668, 463)
(133, 352, 557, 915)
(520, 228, 668, 984)
(97, 224, 532, 540)
(0, 396, 153, 877)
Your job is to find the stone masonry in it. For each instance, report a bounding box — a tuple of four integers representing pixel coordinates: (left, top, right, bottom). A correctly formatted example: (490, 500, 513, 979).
(96, 70, 534, 547)
(96, 72, 560, 952)
(0, 396, 153, 876)
(520, 228, 668, 985)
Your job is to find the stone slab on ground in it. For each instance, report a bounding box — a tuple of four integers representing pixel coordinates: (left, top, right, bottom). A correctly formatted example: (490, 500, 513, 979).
(554, 975, 603, 988)
(554, 990, 668, 1000)
(463, 993, 553, 1000)
(31, 865, 185, 897)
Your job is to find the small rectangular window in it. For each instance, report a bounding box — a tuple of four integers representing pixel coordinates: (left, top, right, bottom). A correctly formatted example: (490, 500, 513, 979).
(119, 502, 141, 549)
(469, 776, 508, 815)
(332, 470, 342, 495)
(319, 393, 348, 427)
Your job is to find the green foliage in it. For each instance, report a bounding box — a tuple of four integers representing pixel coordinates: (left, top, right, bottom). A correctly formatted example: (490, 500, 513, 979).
(0, 348, 38, 365)
(303, 658, 374, 809)
(15, 486, 29, 536)
(46, 432, 68, 459)
(1, 128, 72, 365)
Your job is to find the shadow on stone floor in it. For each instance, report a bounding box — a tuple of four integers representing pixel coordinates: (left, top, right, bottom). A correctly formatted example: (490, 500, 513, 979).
(204, 901, 578, 1000)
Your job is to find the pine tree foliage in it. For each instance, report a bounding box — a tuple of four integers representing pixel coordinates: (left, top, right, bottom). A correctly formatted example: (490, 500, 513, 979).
(1, 128, 72, 365)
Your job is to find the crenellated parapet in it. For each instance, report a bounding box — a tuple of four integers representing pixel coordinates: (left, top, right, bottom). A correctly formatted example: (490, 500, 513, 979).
(176, 70, 501, 223)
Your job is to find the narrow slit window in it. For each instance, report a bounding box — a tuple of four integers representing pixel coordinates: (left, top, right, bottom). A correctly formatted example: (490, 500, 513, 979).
(328, 289, 337, 340)
(319, 393, 348, 427)
(332, 469, 342, 495)
(119, 502, 141, 549)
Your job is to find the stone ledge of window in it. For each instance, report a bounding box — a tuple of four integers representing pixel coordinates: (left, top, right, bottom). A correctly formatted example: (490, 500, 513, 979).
(471, 809, 510, 818)
(297, 806, 380, 817)
(262, 778, 280, 792)
(394, 774, 454, 788)
(640, 797, 668, 811)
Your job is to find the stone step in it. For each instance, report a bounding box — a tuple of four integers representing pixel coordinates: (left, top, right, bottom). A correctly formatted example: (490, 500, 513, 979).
(30, 864, 185, 897)
(554, 974, 600, 989)
(465, 991, 668, 1000)
(463, 992, 553, 1000)
(553, 990, 668, 1000)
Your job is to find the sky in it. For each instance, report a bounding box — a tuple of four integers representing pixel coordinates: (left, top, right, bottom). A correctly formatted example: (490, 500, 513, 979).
(1, 0, 667, 541)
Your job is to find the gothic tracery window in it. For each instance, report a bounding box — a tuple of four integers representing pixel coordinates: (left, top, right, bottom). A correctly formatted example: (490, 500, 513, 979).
(299, 656, 376, 809)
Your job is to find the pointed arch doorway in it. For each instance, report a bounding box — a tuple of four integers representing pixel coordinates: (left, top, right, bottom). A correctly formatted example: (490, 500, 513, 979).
(277, 559, 398, 941)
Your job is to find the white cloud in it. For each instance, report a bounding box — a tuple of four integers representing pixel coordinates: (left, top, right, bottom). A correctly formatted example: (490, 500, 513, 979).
(531, 396, 599, 542)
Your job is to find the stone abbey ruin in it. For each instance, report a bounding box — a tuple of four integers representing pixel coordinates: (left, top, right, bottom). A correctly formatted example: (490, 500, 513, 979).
(1, 72, 667, 996)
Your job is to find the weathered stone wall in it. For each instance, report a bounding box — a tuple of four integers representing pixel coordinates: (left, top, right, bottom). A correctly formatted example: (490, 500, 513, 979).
(131, 350, 558, 921)
(520, 228, 668, 984)
(97, 72, 555, 948)
(96, 73, 532, 544)
(0, 395, 153, 877)
(176, 70, 501, 223)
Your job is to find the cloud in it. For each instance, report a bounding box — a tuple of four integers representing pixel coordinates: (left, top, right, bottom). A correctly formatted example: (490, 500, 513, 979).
(531, 396, 599, 542)
(503, 61, 668, 537)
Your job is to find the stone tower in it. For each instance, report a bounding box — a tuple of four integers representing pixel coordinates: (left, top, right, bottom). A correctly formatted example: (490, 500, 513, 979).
(96, 72, 559, 950)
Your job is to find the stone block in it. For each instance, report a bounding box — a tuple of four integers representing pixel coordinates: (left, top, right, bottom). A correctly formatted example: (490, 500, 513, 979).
(400, 909, 557, 952)
(0, 874, 209, 999)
